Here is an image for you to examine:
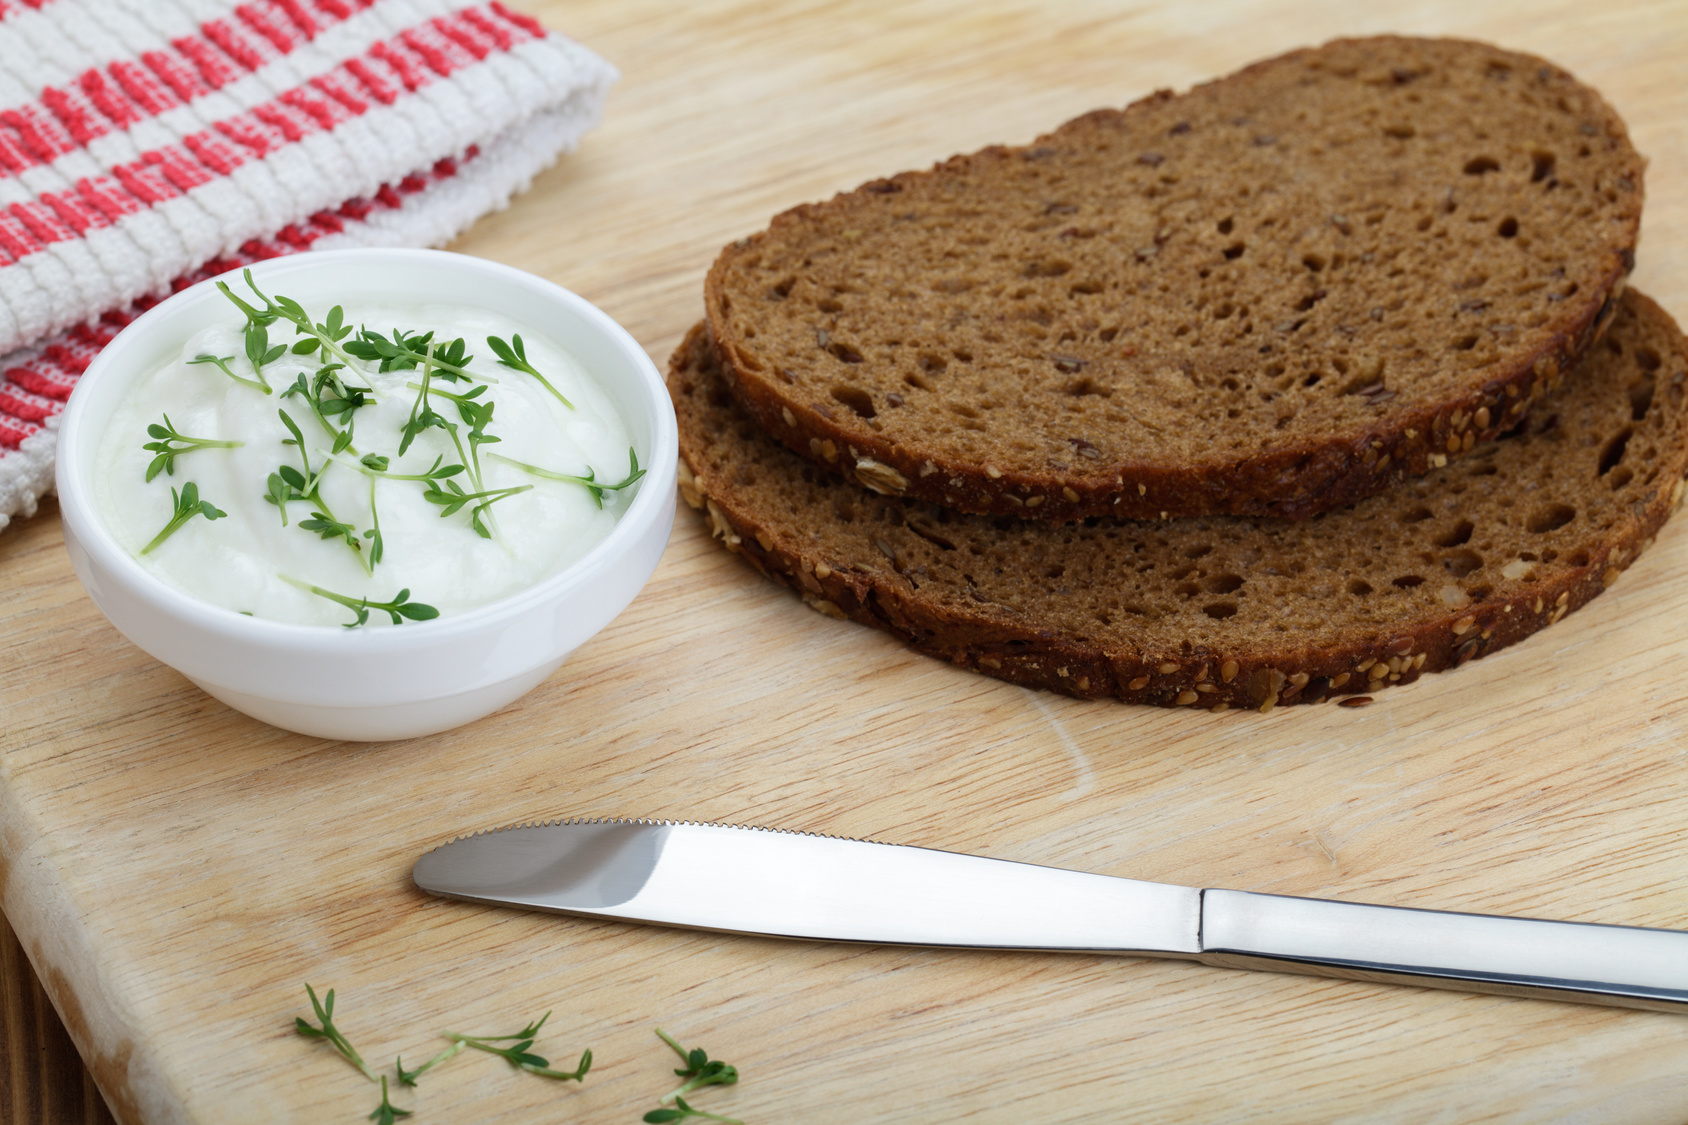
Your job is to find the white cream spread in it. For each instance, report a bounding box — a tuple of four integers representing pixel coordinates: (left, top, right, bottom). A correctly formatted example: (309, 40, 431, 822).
(94, 297, 638, 626)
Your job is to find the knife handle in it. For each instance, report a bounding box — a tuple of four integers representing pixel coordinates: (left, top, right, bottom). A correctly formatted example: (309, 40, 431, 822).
(1196, 890, 1688, 1013)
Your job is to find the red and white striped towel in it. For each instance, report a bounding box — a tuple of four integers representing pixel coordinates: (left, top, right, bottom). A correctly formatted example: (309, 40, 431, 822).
(0, 0, 615, 532)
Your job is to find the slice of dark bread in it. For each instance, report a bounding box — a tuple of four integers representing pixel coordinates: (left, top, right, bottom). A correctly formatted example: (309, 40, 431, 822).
(671, 290, 1688, 711)
(704, 36, 1643, 523)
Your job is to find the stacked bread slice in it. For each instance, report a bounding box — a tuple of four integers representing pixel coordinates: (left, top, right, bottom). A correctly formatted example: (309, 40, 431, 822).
(672, 36, 1688, 711)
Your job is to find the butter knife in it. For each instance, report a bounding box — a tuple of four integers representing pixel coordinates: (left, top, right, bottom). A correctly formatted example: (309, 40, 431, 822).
(412, 818, 1688, 1013)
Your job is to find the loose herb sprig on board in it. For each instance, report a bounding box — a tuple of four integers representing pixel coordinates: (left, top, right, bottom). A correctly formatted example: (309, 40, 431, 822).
(395, 1041, 465, 1087)
(295, 983, 377, 1080)
(293, 989, 752, 1122)
(655, 1028, 740, 1102)
(644, 1096, 744, 1124)
(369, 1076, 411, 1124)
(442, 1011, 593, 1081)
(294, 987, 601, 1120)
(644, 1028, 743, 1122)
(294, 986, 413, 1123)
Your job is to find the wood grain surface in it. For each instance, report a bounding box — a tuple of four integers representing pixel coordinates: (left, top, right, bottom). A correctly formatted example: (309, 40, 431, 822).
(1, 899, 111, 1125)
(5, 0, 1688, 1121)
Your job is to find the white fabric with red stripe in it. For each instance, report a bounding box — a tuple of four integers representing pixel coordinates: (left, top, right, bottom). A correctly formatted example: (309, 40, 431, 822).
(0, 0, 615, 531)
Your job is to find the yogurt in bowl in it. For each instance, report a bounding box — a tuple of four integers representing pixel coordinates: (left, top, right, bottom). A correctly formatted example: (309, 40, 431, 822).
(57, 249, 678, 741)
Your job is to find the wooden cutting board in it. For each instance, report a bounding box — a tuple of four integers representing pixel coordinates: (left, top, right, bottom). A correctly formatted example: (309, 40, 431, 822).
(6, 1, 1688, 1120)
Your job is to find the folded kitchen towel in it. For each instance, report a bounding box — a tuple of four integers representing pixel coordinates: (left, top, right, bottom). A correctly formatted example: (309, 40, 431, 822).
(0, 0, 616, 532)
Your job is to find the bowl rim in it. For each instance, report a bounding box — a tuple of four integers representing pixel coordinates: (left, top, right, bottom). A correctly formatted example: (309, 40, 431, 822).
(56, 247, 678, 653)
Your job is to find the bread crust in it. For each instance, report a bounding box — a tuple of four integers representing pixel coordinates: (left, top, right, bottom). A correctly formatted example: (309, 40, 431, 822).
(672, 291, 1688, 711)
(705, 36, 1643, 523)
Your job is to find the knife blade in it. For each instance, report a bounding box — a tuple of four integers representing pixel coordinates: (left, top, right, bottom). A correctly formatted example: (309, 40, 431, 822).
(412, 818, 1688, 1014)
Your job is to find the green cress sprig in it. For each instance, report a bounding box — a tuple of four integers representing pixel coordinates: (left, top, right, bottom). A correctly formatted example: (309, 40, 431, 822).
(644, 1096, 743, 1125)
(642, 1029, 742, 1124)
(268, 409, 371, 572)
(368, 1076, 410, 1124)
(185, 309, 286, 395)
(188, 353, 271, 395)
(440, 1011, 592, 1082)
(245, 317, 287, 374)
(402, 377, 486, 476)
(279, 576, 438, 628)
(396, 341, 451, 458)
(394, 1040, 466, 1087)
(421, 479, 531, 539)
(487, 333, 573, 409)
(363, 475, 385, 566)
(422, 381, 501, 484)
(399, 361, 528, 540)
(293, 986, 413, 1123)
(140, 482, 226, 554)
(281, 362, 374, 454)
(353, 452, 463, 485)
(655, 1029, 740, 1104)
(491, 448, 645, 509)
(297, 509, 366, 556)
(330, 450, 467, 561)
(293, 990, 757, 1121)
(251, 373, 349, 531)
(295, 983, 377, 1081)
(295, 994, 596, 1122)
(347, 327, 479, 383)
(217, 269, 365, 373)
(142, 415, 242, 482)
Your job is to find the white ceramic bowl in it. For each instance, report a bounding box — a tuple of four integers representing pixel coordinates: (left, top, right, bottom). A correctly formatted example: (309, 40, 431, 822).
(56, 249, 677, 741)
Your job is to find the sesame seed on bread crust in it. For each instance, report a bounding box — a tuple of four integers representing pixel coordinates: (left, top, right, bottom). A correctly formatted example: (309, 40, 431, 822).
(671, 290, 1688, 711)
(704, 36, 1643, 524)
